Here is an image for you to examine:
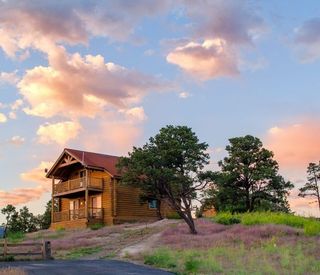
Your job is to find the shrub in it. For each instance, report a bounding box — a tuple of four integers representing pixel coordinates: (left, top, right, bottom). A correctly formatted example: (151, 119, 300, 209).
(55, 226, 65, 232)
(89, 223, 104, 230)
(6, 231, 25, 243)
(144, 248, 177, 268)
(166, 212, 181, 219)
(214, 212, 241, 225)
(214, 212, 320, 235)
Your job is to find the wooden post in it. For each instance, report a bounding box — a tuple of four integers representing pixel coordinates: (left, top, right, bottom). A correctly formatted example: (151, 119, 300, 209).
(85, 169, 89, 220)
(51, 177, 55, 223)
(42, 239, 52, 260)
(4, 238, 7, 258)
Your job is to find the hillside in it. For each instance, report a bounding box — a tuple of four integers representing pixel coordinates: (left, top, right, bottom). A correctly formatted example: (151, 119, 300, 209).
(10, 214, 320, 274)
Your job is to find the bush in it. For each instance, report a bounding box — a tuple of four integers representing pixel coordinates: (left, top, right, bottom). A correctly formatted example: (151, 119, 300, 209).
(214, 212, 241, 225)
(6, 231, 25, 243)
(55, 226, 65, 232)
(166, 212, 181, 219)
(214, 212, 320, 236)
(89, 223, 104, 230)
(144, 248, 177, 268)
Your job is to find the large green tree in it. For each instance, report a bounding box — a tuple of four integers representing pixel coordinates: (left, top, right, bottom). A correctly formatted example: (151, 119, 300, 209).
(210, 135, 293, 213)
(117, 125, 214, 234)
(299, 162, 320, 211)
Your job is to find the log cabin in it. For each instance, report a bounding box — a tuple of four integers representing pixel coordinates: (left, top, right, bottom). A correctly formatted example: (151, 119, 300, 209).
(47, 148, 174, 229)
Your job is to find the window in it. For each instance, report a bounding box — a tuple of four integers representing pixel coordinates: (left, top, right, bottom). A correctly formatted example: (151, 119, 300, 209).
(148, 199, 157, 209)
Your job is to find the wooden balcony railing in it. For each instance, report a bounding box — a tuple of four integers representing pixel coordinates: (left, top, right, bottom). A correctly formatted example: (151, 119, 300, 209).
(53, 177, 103, 195)
(53, 208, 103, 222)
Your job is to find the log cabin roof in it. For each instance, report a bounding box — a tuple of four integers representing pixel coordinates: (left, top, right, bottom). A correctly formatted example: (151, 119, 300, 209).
(46, 148, 120, 179)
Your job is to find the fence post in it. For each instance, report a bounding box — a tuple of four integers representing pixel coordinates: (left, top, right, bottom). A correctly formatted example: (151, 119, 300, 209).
(4, 238, 7, 258)
(42, 239, 51, 260)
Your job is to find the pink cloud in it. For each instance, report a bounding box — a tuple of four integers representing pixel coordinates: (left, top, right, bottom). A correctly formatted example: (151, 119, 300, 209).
(0, 161, 52, 207)
(37, 121, 82, 145)
(0, 0, 171, 57)
(265, 121, 320, 169)
(167, 39, 238, 80)
(18, 46, 167, 119)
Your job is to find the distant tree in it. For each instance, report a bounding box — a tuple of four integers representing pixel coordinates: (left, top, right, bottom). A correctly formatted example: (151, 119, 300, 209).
(17, 206, 38, 233)
(211, 135, 293, 213)
(36, 200, 52, 230)
(1, 205, 19, 231)
(117, 125, 214, 234)
(299, 162, 320, 212)
(1, 205, 41, 233)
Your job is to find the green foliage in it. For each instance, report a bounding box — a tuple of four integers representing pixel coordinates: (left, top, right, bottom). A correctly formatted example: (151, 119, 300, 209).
(298, 162, 320, 212)
(64, 246, 102, 259)
(144, 248, 177, 268)
(3, 255, 15, 262)
(1, 201, 52, 233)
(214, 212, 241, 225)
(117, 125, 214, 234)
(89, 223, 104, 230)
(145, 242, 320, 274)
(6, 231, 25, 243)
(209, 136, 293, 213)
(55, 226, 65, 232)
(214, 212, 320, 235)
(166, 212, 181, 219)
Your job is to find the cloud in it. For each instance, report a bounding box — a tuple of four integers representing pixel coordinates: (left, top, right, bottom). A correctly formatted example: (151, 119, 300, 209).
(81, 120, 143, 155)
(18, 46, 167, 119)
(265, 121, 320, 169)
(0, 112, 7, 123)
(179, 91, 191, 99)
(9, 135, 25, 145)
(0, 186, 47, 207)
(0, 0, 172, 57)
(0, 71, 19, 85)
(293, 17, 320, 62)
(121, 107, 147, 122)
(10, 99, 23, 110)
(166, 0, 265, 80)
(0, 161, 53, 207)
(20, 161, 52, 185)
(167, 39, 238, 80)
(37, 121, 82, 145)
(184, 0, 265, 45)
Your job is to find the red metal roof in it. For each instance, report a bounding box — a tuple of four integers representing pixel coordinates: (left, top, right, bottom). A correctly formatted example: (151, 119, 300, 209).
(65, 148, 120, 176)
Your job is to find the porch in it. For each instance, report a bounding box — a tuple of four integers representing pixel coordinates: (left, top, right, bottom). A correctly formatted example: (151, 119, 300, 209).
(52, 207, 103, 223)
(53, 176, 103, 196)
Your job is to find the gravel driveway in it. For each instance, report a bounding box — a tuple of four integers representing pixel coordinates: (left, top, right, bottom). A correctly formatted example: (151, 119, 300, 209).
(0, 260, 172, 275)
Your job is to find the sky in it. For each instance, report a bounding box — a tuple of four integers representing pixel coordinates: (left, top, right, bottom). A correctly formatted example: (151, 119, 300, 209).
(0, 0, 320, 222)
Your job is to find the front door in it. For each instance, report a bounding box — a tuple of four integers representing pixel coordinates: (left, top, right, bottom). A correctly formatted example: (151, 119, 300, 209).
(70, 199, 80, 220)
(91, 195, 102, 218)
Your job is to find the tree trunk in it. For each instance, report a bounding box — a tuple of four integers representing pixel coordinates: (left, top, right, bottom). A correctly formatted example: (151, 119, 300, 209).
(156, 199, 163, 220)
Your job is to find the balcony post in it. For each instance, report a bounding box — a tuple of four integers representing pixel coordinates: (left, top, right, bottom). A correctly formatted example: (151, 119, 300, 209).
(51, 177, 55, 223)
(85, 169, 89, 220)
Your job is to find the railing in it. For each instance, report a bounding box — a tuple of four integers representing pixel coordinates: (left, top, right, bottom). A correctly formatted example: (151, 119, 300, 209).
(0, 239, 51, 260)
(53, 177, 103, 195)
(53, 208, 103, 222)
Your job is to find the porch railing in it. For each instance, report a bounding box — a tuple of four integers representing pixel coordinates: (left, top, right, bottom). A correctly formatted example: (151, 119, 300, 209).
(53, 177, 103, 195)
(53, 208, 103, 222)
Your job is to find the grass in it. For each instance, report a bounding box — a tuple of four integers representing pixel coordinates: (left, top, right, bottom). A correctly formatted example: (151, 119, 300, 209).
(144, 242, 320, 275)
(89, 223, 104, 230)
(64, 246, 102, 259)
(6, 231, 25, 243)
(214, 212, 320, 236)
(0, 267, 26, 275)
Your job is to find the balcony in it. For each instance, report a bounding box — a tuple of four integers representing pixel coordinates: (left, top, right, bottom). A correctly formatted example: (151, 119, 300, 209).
(53, 208, 103, 222)
(53, 177, 103, 196)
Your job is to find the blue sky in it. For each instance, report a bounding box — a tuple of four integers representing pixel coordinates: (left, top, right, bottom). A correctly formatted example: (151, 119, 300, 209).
(1, 0, 320, 222)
